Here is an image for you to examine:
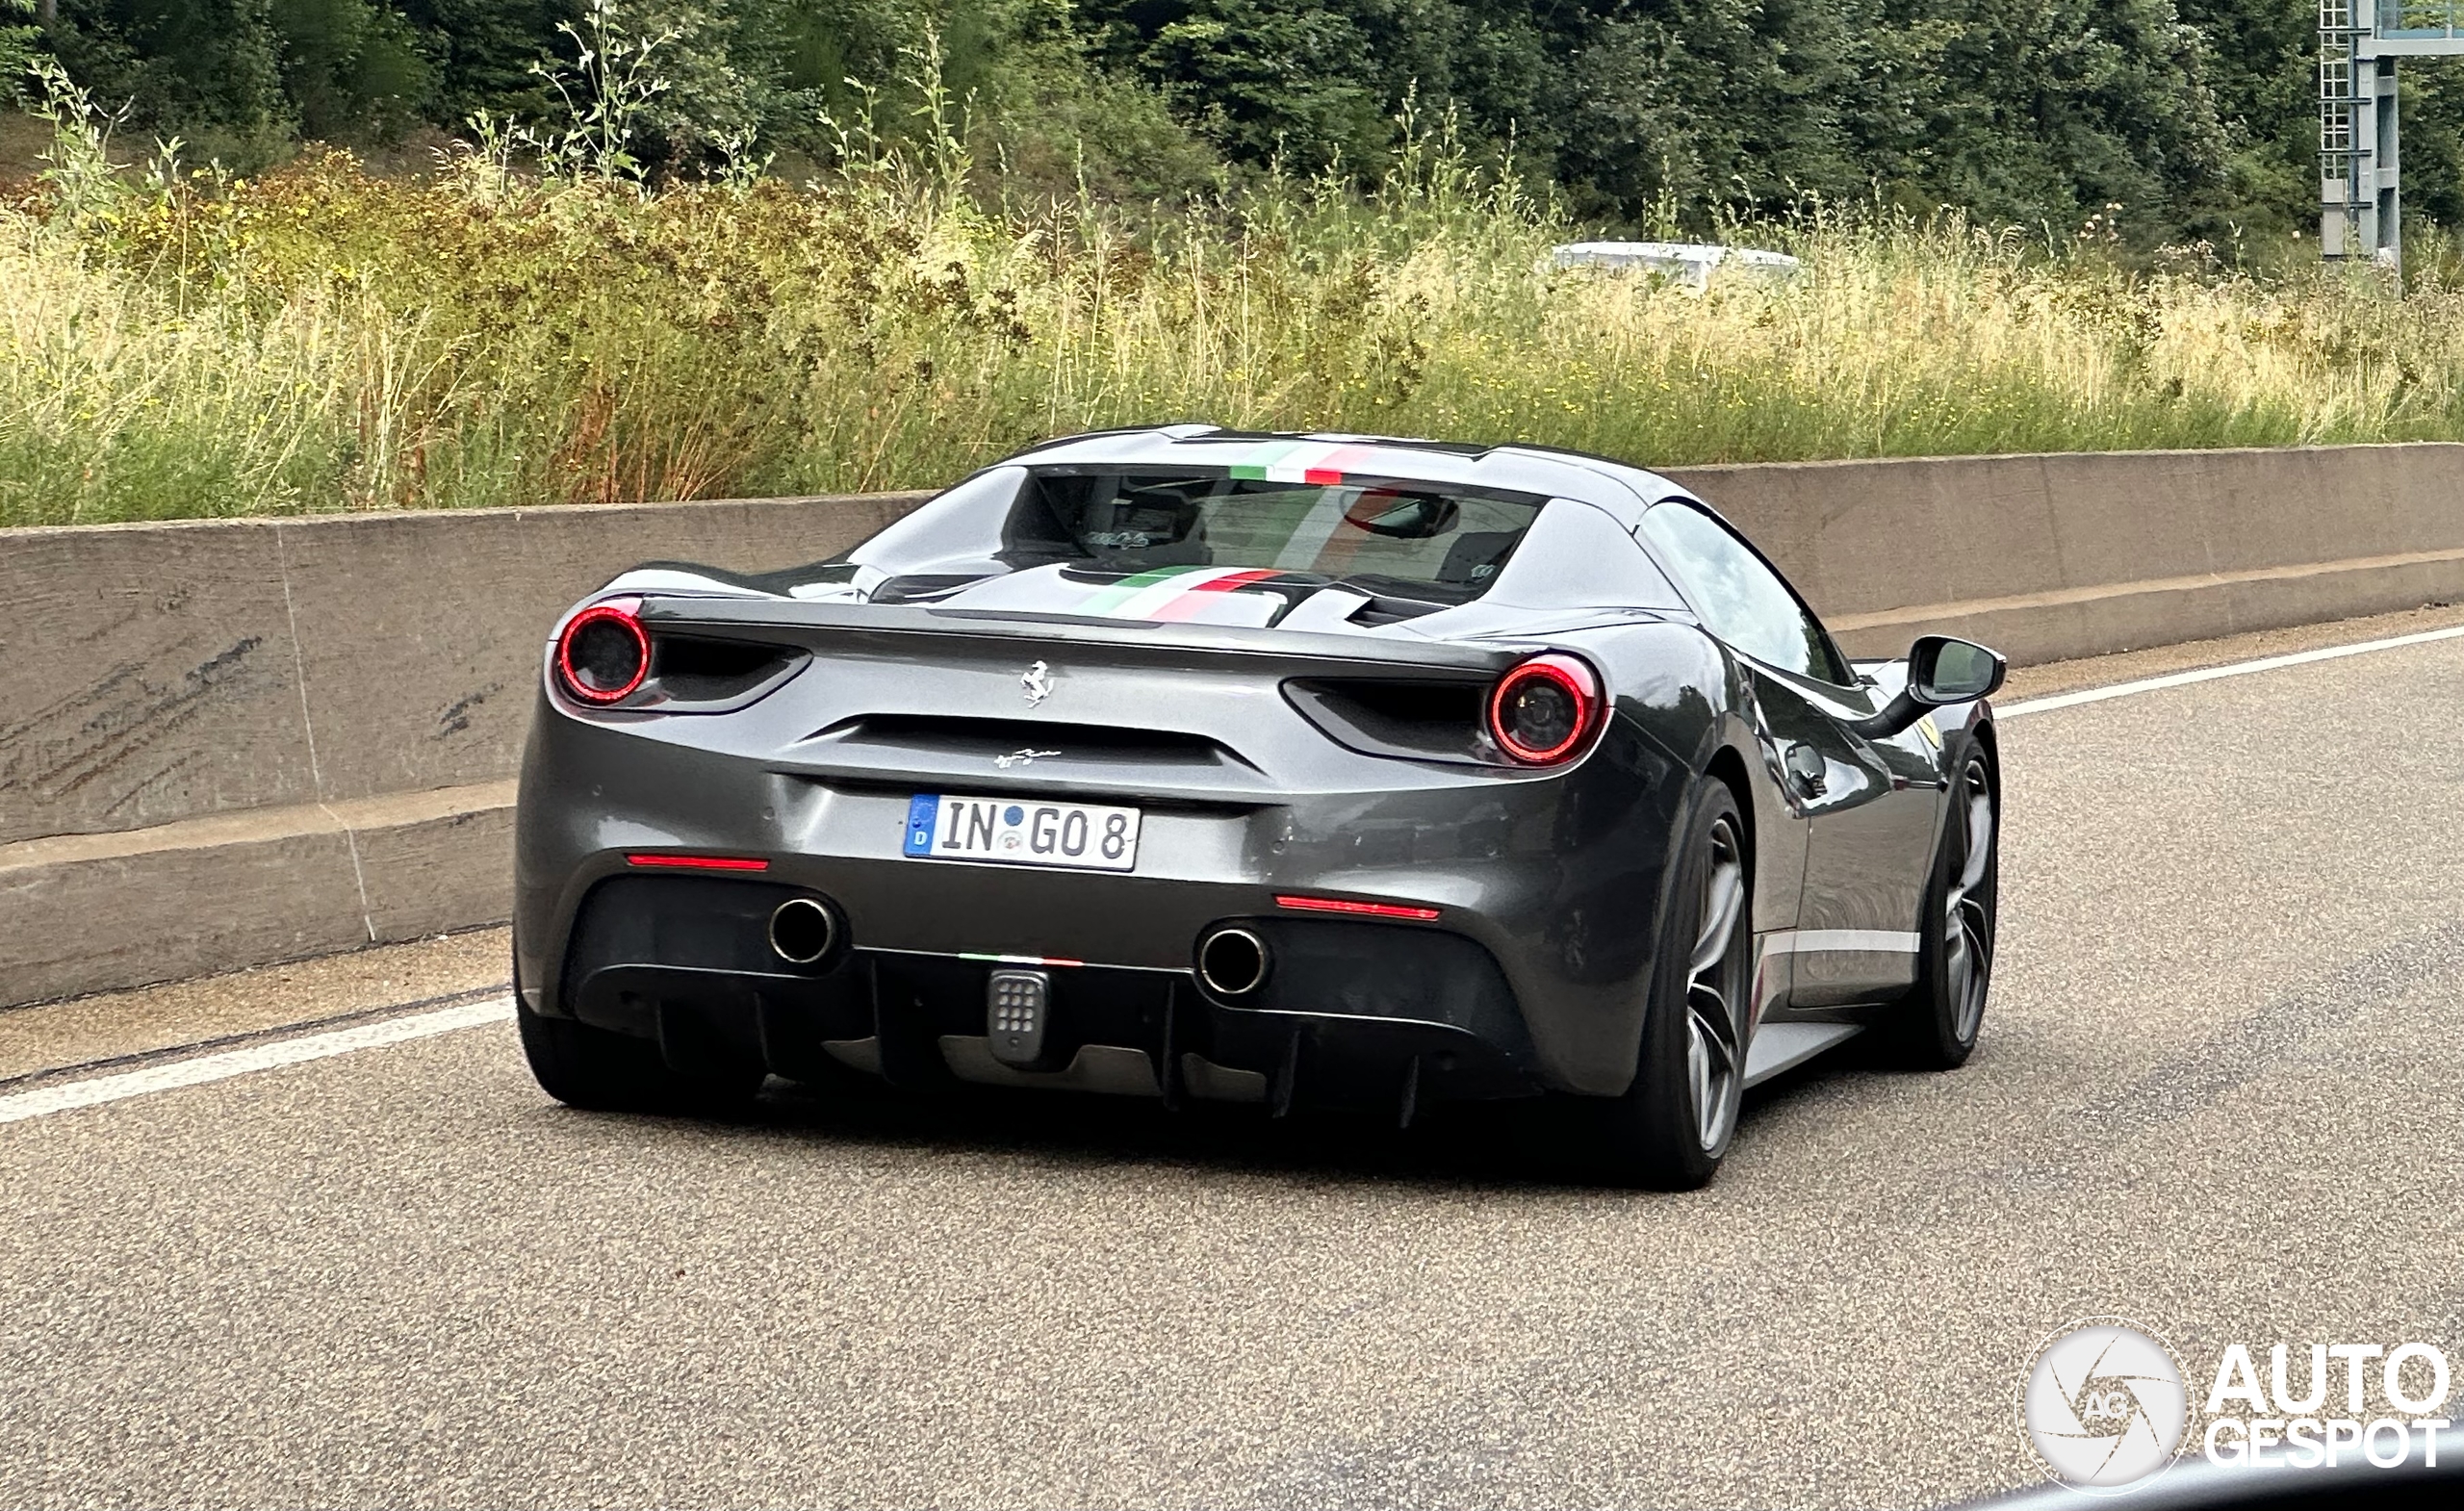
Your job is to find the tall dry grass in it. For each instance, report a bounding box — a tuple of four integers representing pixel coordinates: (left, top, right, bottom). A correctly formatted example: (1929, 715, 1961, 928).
(6, 88, 2464, 528)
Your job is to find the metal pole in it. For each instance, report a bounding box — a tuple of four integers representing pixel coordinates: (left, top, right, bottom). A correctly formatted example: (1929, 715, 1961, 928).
(2380, 56, 2401, 271)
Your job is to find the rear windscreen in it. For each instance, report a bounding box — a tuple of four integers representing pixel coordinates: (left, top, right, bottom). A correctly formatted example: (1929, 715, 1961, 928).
(1008, 472, 1544, 605)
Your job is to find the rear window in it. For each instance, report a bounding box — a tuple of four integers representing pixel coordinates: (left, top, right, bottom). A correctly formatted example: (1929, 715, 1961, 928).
(1007, 471, 1544, 605)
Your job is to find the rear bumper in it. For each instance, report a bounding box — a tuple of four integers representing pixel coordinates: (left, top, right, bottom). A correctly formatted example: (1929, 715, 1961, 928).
(542, 872, 1541, 1111)
(514, 693, 1692, 1096)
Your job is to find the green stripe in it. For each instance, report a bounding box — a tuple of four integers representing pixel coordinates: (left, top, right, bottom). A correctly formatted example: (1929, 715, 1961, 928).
(1227, 439, 1303, 480)
(1079, 564, 1204, 614)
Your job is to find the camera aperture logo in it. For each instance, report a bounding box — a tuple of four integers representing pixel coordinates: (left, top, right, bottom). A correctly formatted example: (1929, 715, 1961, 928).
(2021, 1320, 2189, 1493)
(2019, 1324, 2451, 1493)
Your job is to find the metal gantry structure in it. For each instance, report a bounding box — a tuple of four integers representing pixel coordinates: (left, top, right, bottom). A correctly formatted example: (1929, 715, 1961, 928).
(2323, 0, 2464, 267)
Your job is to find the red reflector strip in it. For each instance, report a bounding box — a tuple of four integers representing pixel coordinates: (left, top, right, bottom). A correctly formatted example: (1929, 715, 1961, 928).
(1274, 894, 1441, 921)
(625, 853, 771, 871)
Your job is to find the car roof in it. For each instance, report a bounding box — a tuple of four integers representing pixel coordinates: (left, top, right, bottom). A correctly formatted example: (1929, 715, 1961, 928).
(1003, 425, 1696, 528)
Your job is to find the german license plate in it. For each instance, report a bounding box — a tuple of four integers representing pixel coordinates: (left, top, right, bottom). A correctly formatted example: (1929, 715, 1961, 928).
(903, 794, 1142, 872)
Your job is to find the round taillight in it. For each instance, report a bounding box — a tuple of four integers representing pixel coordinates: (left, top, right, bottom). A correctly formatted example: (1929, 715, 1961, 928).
(556, 600, 649, 704)
(1487, 653, 1602, 765)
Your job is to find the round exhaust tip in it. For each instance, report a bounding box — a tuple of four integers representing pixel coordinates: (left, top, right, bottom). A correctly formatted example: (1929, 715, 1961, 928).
(1196, 927, 1270, 997)
(768, 897, 836, 965)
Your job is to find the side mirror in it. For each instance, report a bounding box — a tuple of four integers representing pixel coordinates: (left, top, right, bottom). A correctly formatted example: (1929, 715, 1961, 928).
(1909, 634, 2006, 704)
(1850, 635, 2007, 738)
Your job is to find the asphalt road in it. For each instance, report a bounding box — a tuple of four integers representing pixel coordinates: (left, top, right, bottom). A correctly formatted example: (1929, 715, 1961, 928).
(5, 614, 2464, 1508)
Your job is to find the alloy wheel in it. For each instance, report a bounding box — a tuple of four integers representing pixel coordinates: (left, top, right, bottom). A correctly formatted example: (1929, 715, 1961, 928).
(1942, 756, 1997, 1045)
(1684, 814, 1749, 1152)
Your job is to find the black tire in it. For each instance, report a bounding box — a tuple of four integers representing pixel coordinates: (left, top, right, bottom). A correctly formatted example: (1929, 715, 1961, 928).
(1578, 779, 1755, 1190)
(514, 960, 763, 1114)
(1886, 743, 1998, 1069)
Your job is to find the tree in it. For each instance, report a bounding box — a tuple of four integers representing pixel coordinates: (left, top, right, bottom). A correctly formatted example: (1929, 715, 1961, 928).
(394, 0, 570, 124)
(3, 1, 41, 104)
(48, 0, 293, 161)
(269, 0, 435, 141)
(5, 0, 2420, 242)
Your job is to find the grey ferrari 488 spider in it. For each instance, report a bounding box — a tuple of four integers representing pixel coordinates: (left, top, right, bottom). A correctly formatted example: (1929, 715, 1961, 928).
(512, 425, 2005, 1187)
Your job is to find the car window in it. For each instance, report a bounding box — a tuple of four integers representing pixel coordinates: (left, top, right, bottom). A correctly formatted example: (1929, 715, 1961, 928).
(1635, 501, 1850, 683)
(1006, 471, 1545, 606)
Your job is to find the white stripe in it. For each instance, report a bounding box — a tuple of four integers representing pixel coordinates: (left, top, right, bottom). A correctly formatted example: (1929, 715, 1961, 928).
(1261, 442, 1344, 483)
(0, 996, 514, 1126)
(1759, 929, 1922, 956)
(1998, 623, 2464, 718)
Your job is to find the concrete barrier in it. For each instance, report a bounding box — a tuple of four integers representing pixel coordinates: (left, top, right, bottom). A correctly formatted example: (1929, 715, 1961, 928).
(1665, 445, 2464, 658)
(3, 493, 926, 847)
(5, 442, 2460, 1006)
(3, 493, 925, 1007)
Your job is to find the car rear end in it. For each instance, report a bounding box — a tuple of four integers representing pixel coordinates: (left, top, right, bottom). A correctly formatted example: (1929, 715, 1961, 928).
(513, 458, 1695, 1115)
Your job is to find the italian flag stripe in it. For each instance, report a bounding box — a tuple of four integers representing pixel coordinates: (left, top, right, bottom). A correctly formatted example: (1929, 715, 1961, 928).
(1091, 565, 1269, 619)
(1077, 564, 1209, 615)
(1225, 440, 1380, 484)
(1226, 440, 1306, 479)
(1147, 568, 1285, 621)
(1189, 567, 1285, 593)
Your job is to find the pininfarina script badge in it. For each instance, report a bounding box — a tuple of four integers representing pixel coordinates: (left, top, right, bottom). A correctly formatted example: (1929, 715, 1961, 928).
(1020, 660, 1054, 705)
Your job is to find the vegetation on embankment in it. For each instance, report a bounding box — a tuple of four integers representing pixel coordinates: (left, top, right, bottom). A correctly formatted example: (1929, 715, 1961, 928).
(7, 39, 2464, 528)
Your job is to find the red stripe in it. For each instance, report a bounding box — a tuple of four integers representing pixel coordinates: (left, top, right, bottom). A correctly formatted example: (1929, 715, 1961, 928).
(1302, 446, 1379, 485)
(626, 853, 771, 871)
(1274, 894, 1441, 921)
(1188, 568, 1283, 594)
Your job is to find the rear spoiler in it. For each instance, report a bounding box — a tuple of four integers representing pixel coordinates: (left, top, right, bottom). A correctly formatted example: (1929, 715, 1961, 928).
(636, 596, 1528, 679)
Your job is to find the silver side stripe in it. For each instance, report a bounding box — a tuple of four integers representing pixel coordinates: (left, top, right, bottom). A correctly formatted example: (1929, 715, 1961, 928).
(1758, 929, 1922, 956)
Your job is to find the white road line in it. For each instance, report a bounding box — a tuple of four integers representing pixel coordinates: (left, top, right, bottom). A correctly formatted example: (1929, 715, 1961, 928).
(0, 996, 514, 1126)
(1997, 623, 2464, 718)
